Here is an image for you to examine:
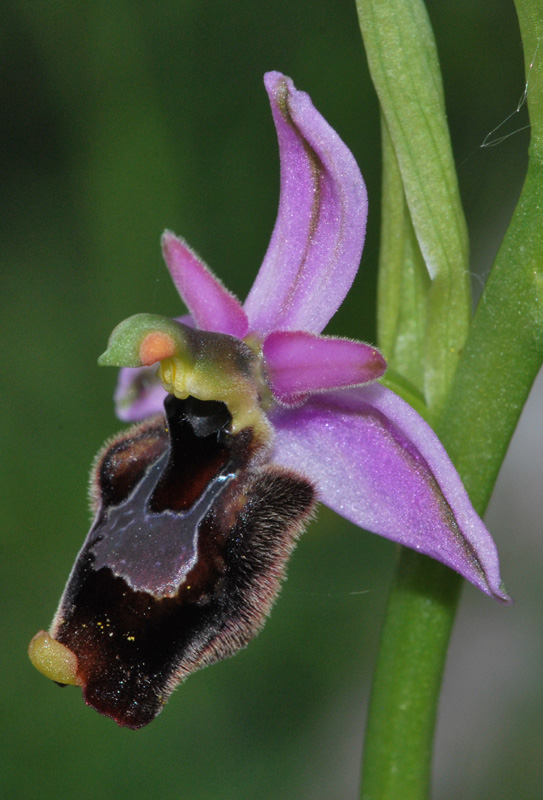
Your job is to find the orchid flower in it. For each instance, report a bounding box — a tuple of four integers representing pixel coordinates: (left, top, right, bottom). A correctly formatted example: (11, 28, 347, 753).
(29, 72, 508, 729)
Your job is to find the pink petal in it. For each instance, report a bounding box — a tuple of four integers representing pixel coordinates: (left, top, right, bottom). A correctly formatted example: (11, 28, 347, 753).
(263, 330, 386, 405)
(270, 386, 510, 602)
(161, 231, 249, 338)
(244, 72, 368, 337)
(114, 366, 166, 422)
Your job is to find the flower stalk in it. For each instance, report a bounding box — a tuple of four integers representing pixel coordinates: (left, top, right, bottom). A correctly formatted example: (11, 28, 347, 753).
(361, 554, 461, 800)
(358, 0, 543, 798)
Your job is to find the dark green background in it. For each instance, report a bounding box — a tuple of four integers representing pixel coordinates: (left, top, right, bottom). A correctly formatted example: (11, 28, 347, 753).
(1, 2, 538, 798)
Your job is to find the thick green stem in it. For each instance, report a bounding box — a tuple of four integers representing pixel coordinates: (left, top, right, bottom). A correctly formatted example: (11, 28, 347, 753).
(362, 156, 543, 798)
(360, 2, 543, 798)
(361, 556, 460, 800)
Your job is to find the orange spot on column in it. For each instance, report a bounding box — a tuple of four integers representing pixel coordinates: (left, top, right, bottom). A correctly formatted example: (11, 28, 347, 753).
(139, 332, 177, 366)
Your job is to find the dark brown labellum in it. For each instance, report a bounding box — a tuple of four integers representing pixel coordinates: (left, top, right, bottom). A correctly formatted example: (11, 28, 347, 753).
(50, 395, 314, 728)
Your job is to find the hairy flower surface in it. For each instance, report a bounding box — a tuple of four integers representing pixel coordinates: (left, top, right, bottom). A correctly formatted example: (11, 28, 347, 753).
(29, 72, 508, 729)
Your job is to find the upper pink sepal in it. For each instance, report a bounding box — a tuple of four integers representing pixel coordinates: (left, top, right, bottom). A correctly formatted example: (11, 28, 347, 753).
(161, 231, 249, 338)
(263, 330, 386, 405)
(243, 72, 368, 337)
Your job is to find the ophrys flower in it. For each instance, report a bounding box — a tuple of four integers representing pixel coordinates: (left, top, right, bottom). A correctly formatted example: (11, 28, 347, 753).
(29, 72, 508, 729)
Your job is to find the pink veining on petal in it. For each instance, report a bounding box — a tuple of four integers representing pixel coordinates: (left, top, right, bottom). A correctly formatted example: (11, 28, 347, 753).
(263, 330, 386, 405)
(161, 231, 249, 338)
(243, 72, 368, 337)
(270, 385, 510, 602)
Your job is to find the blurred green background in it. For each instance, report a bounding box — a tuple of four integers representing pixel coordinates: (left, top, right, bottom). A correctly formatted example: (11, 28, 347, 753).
(1, 1, 540, 798)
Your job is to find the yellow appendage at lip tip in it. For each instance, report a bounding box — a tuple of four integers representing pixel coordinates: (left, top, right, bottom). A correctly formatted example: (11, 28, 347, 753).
(28, 630, 81, 686)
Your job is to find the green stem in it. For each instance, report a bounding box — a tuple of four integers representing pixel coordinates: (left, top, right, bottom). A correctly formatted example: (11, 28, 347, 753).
(361, 555, 460, 800)
(361, 4, 543, 797)
(361, 109, 543, 800)
(362, 157, 543, 796)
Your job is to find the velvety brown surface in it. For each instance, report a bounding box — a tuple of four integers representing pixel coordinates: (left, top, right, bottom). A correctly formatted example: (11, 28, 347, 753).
(53, 397, 314, 727)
